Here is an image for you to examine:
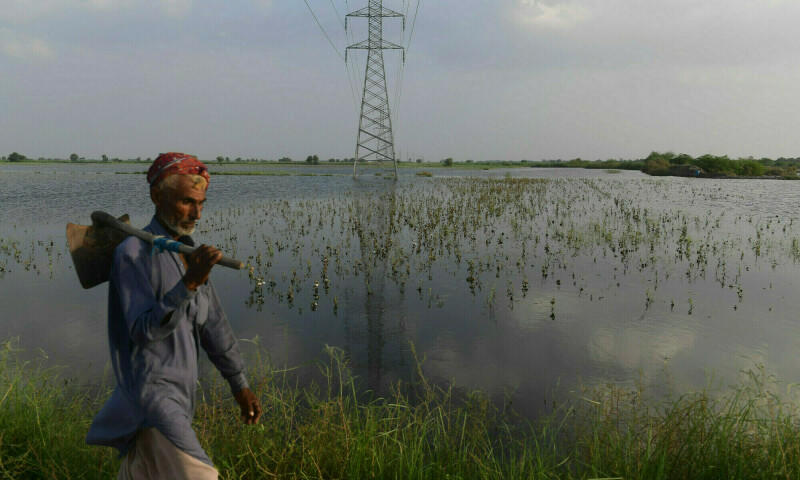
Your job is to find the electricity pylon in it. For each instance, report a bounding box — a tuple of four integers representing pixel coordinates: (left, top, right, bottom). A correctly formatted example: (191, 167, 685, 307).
(346, 0, 405, 179)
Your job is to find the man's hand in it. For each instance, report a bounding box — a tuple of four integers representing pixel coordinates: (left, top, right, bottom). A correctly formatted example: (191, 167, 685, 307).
(182, 244, 223, 291)
(234, 388, 262, 425)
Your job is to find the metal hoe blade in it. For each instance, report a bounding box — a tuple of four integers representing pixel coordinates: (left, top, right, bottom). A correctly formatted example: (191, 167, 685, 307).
(66, 214, 131, 289)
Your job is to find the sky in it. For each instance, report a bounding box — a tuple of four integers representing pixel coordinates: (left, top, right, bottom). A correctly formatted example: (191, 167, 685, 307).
(2, 0, 800, 162)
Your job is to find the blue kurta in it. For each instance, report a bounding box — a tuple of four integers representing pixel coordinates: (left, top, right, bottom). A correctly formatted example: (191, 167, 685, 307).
(86, 217, 249, 466)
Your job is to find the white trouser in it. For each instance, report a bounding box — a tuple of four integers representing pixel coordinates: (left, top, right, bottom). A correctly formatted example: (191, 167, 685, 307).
(117, 427, 219, 480)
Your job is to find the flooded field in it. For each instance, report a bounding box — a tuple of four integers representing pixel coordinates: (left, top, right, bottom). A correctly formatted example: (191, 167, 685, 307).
(2, 163, 800, 416)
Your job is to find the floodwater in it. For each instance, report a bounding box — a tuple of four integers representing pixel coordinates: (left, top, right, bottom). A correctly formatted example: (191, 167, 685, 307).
(2, 162, 800, 416)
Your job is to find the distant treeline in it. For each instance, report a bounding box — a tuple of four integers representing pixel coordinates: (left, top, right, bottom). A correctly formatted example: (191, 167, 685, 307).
(637, 152, 800, 178)
(1, 152, 149, 163)
(4, 150, 800, 178)
(518, 152, 800, 178)
(0, 152, 356, 164)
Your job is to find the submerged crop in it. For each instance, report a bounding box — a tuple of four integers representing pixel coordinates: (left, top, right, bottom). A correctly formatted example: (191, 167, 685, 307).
(201, 178, 797, 326)
(2, 174, 799, 447)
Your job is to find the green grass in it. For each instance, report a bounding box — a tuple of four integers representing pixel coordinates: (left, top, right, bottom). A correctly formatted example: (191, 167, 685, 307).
(2, 338, 800, 479)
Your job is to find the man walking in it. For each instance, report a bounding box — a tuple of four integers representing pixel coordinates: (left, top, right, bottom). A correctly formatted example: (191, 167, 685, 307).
(87, 152, 261, 479)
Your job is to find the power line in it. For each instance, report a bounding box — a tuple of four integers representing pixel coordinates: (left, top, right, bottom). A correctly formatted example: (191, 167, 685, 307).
(343, 0, 362, 111)
(303, 0, 344, 61)
(394, 0, 421, 110)
(302, 0, 361, 114)
(402, 0, 411, 45)
(347, 56, 362, 106)
(394, 0, 420, 111)
(391, 60, 406, 158)
(393, 0, 421, 136)
(406, 0, 422, 54)
(328, 0, 346, 31)
(344, 58, 361, 113)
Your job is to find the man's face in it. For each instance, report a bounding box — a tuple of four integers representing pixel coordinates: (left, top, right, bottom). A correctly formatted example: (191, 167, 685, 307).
(150, 175, 207, 237)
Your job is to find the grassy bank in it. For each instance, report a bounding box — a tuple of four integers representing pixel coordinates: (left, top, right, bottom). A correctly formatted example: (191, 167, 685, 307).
(2, 339, 800, 479)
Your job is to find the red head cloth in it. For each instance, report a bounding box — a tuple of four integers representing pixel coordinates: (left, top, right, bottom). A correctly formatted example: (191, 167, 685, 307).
(147, 152, 210, 189)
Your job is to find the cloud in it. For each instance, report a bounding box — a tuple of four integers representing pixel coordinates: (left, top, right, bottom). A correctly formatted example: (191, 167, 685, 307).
(84, 0, 134, 10)
(0, 0, 66, 22)
(514, 0, 591, 29)
(0, 29, 54, 61)
(251, 0, 272, 12)
(0, 0, 201, 23)
(0, 0, 132, 22)
(589, 324, 697, 370)
(160, 0, 193, 17)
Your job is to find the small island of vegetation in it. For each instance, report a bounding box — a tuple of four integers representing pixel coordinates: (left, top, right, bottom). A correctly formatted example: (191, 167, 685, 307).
(440, 152, 800, 179)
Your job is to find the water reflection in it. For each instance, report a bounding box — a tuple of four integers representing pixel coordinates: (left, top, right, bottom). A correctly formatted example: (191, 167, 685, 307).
(3, 164, 800, 417)
(344, 181, 411, 393)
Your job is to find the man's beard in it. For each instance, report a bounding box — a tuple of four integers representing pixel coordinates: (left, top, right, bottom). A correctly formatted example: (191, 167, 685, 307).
(158, 212, 196, 237)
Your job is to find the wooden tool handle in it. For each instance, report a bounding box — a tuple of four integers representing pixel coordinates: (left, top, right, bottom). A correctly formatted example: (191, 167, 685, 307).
(91, 211, 244, 270)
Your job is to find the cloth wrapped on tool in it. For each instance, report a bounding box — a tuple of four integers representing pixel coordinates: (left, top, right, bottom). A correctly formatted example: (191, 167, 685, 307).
(151, 236, 184, 255)
(147, 153, 210, 189)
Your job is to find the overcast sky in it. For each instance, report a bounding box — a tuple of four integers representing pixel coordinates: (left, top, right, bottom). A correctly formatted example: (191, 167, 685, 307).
(2, 0, 799, 162)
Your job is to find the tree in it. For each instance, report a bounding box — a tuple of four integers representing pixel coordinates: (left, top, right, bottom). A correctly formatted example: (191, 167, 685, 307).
(278, 157, 292, 163)
(738, 160, 764, 176)
(101, 154, 109, 162)
(695, 154, 733, 175)
(216, 156, 224, 163)
(643, 156, 670, 176)
(69, 153, 79, 162)
(443, 157, 454, 167)
(8, 152, 26, 162)
(416, 158, 422, 164)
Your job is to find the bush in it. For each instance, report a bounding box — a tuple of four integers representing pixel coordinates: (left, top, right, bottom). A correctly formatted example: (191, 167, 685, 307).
(7, 152, 26, 162)
(643, 157, 671, 176)
(737, 160, 765, 176)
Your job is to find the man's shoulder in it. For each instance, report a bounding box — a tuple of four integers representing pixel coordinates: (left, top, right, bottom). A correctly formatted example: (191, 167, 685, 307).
(113, 235, 150, 263)
(113, 217, 162, 258)
(109, 236, 152, 287)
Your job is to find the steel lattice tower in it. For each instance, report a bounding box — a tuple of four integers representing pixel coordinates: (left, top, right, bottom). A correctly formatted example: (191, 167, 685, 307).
(346, 0, 404, 178)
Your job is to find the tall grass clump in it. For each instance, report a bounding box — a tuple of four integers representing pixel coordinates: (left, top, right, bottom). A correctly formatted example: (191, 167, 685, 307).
(568, 368, 800, 479)
(0, 338, 119, 478)
(3, 338, 800, 479)
(195, 344, 573, 479)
